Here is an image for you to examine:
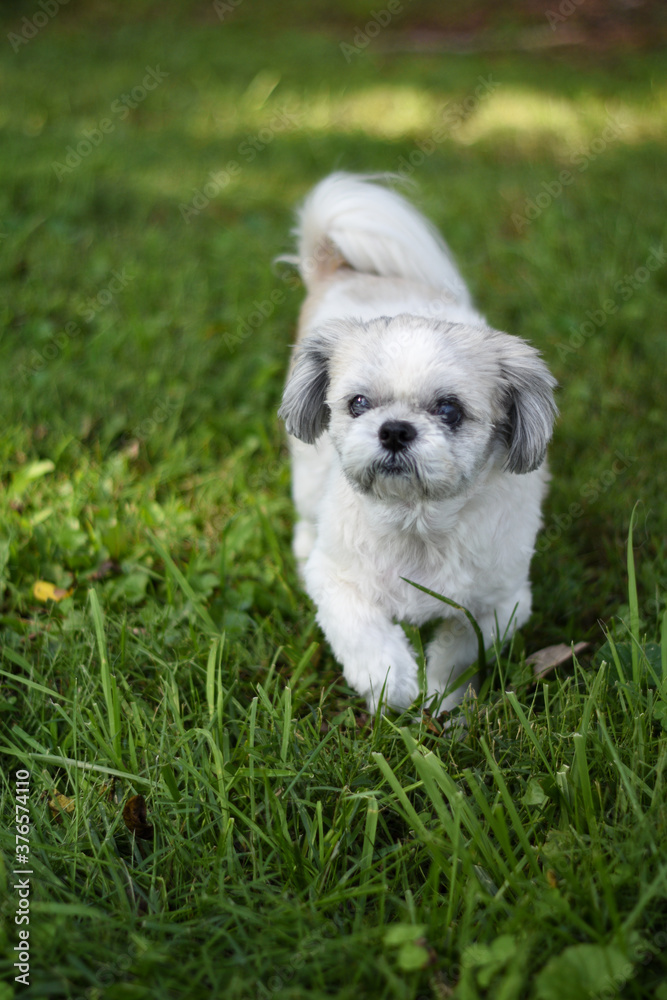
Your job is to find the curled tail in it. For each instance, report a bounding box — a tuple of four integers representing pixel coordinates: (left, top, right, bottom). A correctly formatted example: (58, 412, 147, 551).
(290, 172, 472, 307)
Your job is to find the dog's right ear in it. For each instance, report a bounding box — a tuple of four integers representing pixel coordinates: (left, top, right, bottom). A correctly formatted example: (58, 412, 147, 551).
(278, 327, 340, 444)
(497, 337, 558, 474)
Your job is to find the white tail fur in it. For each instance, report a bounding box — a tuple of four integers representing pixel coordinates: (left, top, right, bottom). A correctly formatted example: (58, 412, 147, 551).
(292, 172, 472, 306)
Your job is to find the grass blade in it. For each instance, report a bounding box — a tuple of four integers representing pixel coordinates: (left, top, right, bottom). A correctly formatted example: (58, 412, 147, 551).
(627, 502, 641, 682)
(504, 690, 556, 780)
(353, 798, 380, 930)
(478, 737, 541, 878)
(88, 588, 122, 766)
(401, 577, 487, 682)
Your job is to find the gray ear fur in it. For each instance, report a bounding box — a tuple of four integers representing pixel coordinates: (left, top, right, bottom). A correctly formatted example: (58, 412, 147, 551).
(499, 342, 558, 474)
(278, 332, 335, 444)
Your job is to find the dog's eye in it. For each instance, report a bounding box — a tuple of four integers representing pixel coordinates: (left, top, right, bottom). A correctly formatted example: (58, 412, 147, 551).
(435, 399, 463, 428)
(349, 395, 371, 417)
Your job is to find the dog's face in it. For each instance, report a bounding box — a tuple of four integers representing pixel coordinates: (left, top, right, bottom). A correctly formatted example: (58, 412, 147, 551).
(279, 315, 557, 501)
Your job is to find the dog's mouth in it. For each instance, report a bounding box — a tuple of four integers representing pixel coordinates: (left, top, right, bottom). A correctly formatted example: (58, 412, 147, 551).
(378, 457, 410, 476)
(352, 454, 419, 492)
(374, 452, 417, 478)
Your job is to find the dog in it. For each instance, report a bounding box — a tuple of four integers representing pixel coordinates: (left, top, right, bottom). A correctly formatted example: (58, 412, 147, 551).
(278, 173, 557, 715)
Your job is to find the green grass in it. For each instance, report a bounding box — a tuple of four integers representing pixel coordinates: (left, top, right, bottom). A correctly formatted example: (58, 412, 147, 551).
(1, 3, 666, 998)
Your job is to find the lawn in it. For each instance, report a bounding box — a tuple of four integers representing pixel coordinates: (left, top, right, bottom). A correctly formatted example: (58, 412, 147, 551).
(0, 2, 666, 998)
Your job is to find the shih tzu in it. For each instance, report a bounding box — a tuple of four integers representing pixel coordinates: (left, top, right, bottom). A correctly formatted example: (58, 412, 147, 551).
(278, 173, 557, 715)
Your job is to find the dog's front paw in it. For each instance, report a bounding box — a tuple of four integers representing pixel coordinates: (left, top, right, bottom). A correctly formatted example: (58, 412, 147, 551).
(347, 629, 420, 714)
(368, 671, 420, 716)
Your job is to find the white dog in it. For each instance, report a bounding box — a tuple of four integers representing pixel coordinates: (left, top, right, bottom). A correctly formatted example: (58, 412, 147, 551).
(279, 173, 557, 714)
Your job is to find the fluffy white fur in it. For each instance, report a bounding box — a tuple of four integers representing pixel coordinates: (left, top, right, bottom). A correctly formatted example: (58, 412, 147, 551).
(279, 172, 557, 715)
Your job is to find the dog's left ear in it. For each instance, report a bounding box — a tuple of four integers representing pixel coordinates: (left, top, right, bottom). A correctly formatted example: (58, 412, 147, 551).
(278, 325, 341, 444)
(498, 339, 558, 474)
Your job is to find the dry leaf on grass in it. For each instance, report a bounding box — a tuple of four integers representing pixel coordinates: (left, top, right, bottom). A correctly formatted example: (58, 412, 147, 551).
(527, 642, 590, 681)
(33, 580, 75, 602)
(122, 794, 154, 839)
(49, 790, 75, 821)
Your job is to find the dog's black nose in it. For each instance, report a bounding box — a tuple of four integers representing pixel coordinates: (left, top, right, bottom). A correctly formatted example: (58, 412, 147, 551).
(378, 419, 417, 452)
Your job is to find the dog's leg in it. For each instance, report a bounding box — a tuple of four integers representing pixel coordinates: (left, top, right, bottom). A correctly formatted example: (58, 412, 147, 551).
(289, 436, 334, 574)
(426, 590, 532, 713)
(305, 562, 420, 713)
(425, 617, 481, 713)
